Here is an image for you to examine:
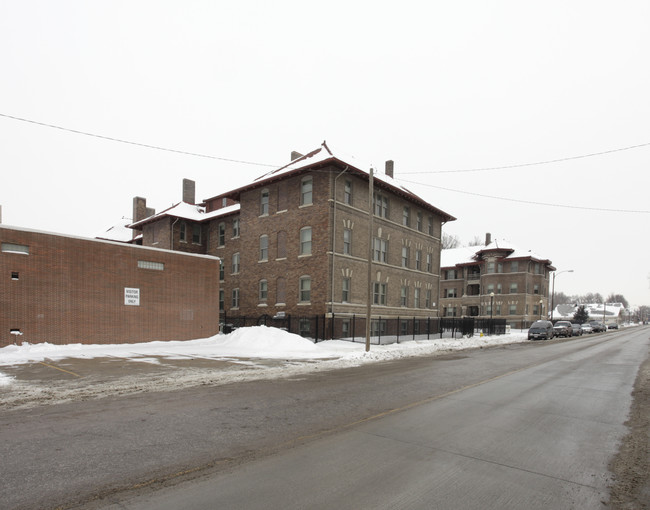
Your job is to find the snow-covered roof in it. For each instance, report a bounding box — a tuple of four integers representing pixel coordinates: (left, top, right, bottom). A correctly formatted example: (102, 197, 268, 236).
(205, 142, 456, 222)
(441, 238, 553, 268)
(96, 220, 138, 243)
(129, 202, 240, 228)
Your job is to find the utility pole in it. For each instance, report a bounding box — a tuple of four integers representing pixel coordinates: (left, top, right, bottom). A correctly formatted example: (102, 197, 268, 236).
(365, 167, 374, 352)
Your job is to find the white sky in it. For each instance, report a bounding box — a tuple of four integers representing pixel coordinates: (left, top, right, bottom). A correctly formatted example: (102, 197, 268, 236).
(1, 1, 649, 307)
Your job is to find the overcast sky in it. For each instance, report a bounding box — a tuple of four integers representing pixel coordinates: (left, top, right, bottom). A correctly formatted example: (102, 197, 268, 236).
(1, 1, 649, 308)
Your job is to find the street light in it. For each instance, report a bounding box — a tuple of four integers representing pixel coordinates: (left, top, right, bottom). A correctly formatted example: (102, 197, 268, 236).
(539, 299, 543, 319)
(490, 292, 495, 335)
(551, 269, 574, 321)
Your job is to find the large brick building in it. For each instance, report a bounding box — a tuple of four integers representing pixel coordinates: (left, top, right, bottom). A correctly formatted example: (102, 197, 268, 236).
(1, 225, 220, 347)
(439, 234, 555, 328)
(130, 143, 456, 332)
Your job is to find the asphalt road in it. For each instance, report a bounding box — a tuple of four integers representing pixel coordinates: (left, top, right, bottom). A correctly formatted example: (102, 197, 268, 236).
(1, 327, 648, 510)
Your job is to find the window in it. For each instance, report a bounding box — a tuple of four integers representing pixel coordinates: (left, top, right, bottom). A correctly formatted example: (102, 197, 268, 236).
(219, 261, 225, 281)
(344, 180, 352, 205)
(401, 246, 409, 268)
(509, 304, 517, 315)
(374, 195, 388, 218)
(2, 243, 29, 255)
(447, 269, 456, 280)
(232, 218, 240, 238)
(487, 261, 495, 274)
(400, 286, 408, 307)
(219, 290, 224, 311)
(426, 253, 432, 272)
(259, 280, 268, 302)
(533, 304, 539, 316)
(301, 176, 313, 206)
(299, 276, 311, 302)
(487, 283, 494, 294)
(232, 253, 240, 274)
(402, 207, 410, 227)
(511, 261, 518, 272)
(260, 189, 269, 215)
(218, 222, 225, 246)
(497, 283, 502, 294)
(11, 272, 19, 280)
(510, 283, 518, 294)
(276, 277, 286, 304)
(400, 320, 408, 336)
(416, 212, 423, 232)
(534, 284, 540, 294)
(277, 183, 288, 211)
(138, 260, 164, 271)
(300, 227, 312, 255)
(414, 288, 421, 308)
(495, 305, 501, 316)
(343, 228, 351, 255)
(373, 238, 388, 263)
(277, 231, 287, 259)
(426, 289, 432, 308)
(299, 318, 311, 337)
(446, 307, 457, 317)
(373, 282, 387, 305)
(232, 288, 240, 308)
(371, 319, 386, 336)
(415, 250, 422, 270)
(179, 222, 186, 242)
(428, 216, 434, 236)
(497, 263, 503, 273)
(192, 224, 201, 244)
(445, 288, 457, 298)
(259, 235, 269, 261)
(342, 319, 350, 337)
(342, 277, 350, 302)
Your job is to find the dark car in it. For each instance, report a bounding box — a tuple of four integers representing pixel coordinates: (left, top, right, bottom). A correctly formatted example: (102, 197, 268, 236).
(590, 321, 606, 332)
(528, 320, 555, 340)
(553, 320, 573, 337)
(571, 323, 583, 336)
(608, 323, 619, 329)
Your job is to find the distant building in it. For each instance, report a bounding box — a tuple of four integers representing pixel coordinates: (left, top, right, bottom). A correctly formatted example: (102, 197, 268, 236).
(130, 143, 456, 331)
(439, 234, 555, 328)
(552, 302, 626, 326)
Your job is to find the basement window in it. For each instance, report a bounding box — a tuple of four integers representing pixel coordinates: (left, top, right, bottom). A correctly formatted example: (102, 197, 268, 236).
(137, 260, 164, 271)
(1, 243, 29, 255)
(11, 272, 19, 280)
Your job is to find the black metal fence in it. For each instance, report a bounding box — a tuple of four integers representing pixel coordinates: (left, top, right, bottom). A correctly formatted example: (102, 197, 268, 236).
(221, 313, 507, 344)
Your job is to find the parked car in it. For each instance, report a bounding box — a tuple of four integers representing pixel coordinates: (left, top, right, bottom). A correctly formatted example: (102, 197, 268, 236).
(553, 320, 573, 337)
(581, 323, 594, 334)
(590, 321, 606, 332)
(571, 323, 583, 336)
(608, 323, 619, 329)
(528, 320, 555, 340)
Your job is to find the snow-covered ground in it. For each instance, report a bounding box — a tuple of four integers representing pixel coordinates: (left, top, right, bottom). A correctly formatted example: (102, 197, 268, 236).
(0, 327, 530, 409)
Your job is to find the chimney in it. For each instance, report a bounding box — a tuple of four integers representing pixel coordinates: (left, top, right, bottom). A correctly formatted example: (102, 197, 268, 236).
(291, 151, 304, 161)
(485, 232, 492, 246)
(385, 160, 394, 178)
(182, 178, 196, 204)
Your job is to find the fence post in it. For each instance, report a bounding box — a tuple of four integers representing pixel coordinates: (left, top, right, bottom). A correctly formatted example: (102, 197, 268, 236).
(396, 316, 400, 344)
(413, 317, 416, 340)
(352, 314, 356, 342)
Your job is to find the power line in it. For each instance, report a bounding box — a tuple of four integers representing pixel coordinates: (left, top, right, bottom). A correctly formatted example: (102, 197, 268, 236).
(399, 179, 650, 214)
(401, 142, 650, 174)
(0, 112, 278, 168)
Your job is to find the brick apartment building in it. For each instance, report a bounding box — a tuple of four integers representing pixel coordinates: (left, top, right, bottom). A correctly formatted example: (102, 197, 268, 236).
(1, 225, 220, 347)
(439, 234, 555, 328)
(129, 143, 456, 333)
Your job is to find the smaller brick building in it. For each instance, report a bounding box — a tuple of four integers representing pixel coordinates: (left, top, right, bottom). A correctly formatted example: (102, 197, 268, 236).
(1, 225, 220, 347)
(439, 234, 555, 328)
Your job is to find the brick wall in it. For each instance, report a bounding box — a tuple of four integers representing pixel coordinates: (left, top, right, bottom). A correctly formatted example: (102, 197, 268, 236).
(0, 226, 220, 346)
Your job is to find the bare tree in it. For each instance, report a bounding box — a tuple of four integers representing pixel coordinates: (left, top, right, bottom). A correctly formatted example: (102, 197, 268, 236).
(467, 235, 483, 246)
(606, 293, 629, 309)
(442, 233, 461, 249)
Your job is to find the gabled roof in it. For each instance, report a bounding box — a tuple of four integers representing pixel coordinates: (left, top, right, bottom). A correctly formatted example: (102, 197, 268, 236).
(96, 220, 139, 243)
(441, 238, 555, 269)
(203, 142, 456, 222)
(129, 201, 240, 228)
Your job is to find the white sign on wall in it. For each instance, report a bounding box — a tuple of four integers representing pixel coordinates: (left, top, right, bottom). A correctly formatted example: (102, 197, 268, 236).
(124, 287, 140, 306)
